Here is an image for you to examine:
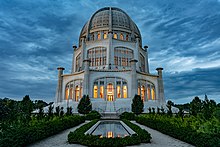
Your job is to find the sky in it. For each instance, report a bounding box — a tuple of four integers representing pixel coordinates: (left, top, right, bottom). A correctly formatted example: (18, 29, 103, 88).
(0, 0, 220, 104)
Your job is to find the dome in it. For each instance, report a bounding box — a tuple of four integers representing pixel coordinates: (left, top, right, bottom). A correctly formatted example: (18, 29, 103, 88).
(79, 7, 141, 44)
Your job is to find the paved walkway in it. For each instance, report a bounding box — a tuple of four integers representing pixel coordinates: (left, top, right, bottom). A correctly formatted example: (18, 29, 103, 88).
(29, 121, 194, 147)
(131, 121, 194, 147)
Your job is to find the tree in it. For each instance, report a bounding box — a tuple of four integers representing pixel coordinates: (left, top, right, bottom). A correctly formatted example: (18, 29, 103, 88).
(202, 95, 216, 120)
(48, 104, 54, 118)
(166, 100, 174, 117)
(55, 106, 60, 116)
(20, 95, 33, 123)
(190, 96, 202, 116)
(77, 95, 92, 114)
(131, 95, 144, 115)
(66, 107, 72, 116)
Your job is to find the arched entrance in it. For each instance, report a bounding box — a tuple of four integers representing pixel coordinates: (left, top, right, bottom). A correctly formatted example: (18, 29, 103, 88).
(107, 83, 114, 101)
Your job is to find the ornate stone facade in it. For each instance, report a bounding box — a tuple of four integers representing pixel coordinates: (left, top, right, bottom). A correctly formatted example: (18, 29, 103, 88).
(55, 7, 165, 113)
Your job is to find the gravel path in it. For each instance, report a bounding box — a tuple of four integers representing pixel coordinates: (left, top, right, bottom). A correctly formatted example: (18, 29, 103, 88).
(131, 121, 194, 147)
(29, 121, 194, 147)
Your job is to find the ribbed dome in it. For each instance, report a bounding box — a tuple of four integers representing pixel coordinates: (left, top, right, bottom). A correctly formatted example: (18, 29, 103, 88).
(79, 7, 141, 42)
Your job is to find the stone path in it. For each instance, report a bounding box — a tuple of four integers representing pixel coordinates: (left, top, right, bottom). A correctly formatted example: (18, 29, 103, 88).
(131, 121, 194, 147)
(29, 121, 194, 147)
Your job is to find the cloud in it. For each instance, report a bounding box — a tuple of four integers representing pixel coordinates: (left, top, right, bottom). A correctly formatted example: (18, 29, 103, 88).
(0, 0, 219, 103)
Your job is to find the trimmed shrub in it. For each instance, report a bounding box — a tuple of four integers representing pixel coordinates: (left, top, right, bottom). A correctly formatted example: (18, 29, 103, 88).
(0, 115, 85, 147)
(68, 119, 151, 147)
(85, 110, 101, 120)
(136, 114, 220, 147)
(119, 112, 135, 120)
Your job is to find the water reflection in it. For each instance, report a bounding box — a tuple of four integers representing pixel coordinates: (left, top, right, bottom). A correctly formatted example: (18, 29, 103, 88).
(92, 121, 129, 138)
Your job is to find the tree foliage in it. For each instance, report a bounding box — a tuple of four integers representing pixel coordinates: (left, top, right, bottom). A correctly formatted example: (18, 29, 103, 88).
(77, 95, 92, 114)
(131, 95, 144, 115)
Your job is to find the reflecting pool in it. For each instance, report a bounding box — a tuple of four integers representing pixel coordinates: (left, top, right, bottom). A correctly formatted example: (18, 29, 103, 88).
(91, 121, 130, 138)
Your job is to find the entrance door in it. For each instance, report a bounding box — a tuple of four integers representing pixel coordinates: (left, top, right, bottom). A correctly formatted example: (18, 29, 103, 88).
(107, 95, 113, 101)
(107, 83, 114, 101)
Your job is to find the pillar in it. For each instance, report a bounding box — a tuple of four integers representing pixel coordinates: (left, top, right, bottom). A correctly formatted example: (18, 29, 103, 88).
(55, 67, 65, 103)
(130, 59, 138, 98)
(71, 45, 77, 73)
(144, 45, 150, 73)
(81, 37, 86, 70)
(83, 59, 91, 96)
(156, 67, 165, 104)
(107, 31, 113, 69)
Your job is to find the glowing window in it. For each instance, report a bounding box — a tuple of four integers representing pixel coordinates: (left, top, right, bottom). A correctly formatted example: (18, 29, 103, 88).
(69, 88, 73, 99)
(113, 33, 117, 39)
(151, 87, 155, 100)
(65, 88, 69, 100)
(117, 86, 121, 98)
(94, 85, 98, 98)
(100, 86, 104, 98)
(126, 34, 129, 41)
(123, 85, 127, 98)
(120, 33, 124, 40)
(141, 86, 145, 101)
(103, 33, 107, 39)
(75, 86, 80, 101)
(97, 33, 101, 40)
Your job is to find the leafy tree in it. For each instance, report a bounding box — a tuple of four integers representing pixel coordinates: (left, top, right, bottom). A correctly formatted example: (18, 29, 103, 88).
(77, 95, 92, 114)
(166, 100, 173, 117)
(20, 95, 33, 123)
(190, 96, 202, 116)
(48, 104, 54, 118)
(131, 95, 144, 115)
(178, 107, 184, 121)
(60, 107, 64, 117)
(37, 105, 44, 120)
(55, 106, 60, 116)
(66, 107, 73, 116)
(202, 95, 216, 120)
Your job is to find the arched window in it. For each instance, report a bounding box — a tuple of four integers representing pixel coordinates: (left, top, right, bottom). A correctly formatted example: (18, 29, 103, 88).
(140, 54, 145, 72)
(97, 33, 101, 40)
(113, 33, 117, 39)
(151, 87, 155, 100)
(117, 86, 121, 98)
(120, 33, 124, 40)
(103, 33, 107, 39)
(114, 47, 134, 67)
(75, 53, 81, 72)
(123, 85, 127, 98)
(75, 86, 80, 102)
(100, 86, 104, 98)
(107, 83, 114, 101)
(65, 88, 69, 100)
(147, 86, 151, 100)
(126, 34, 129, 41)
(94, 85, 98, 98)
(87, 47, 107, 67)
(141, 86, 145, 101)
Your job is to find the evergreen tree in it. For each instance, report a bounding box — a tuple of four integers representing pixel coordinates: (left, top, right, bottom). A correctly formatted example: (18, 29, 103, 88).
(77, 95, 92, 114)
(190, 96, 202, 116)
(166, 100, 173, 117)
(20, 95, 33, 123)
(60, 107, 64, 117)
(202, 95, 216, 120)
(131, 95, 144, 115)
(48, 104, 54, 118)
(55, 106, 60, 116)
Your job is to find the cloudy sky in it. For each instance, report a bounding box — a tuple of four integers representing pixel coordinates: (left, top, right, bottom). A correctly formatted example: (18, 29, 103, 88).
(0, 0, 220, 104)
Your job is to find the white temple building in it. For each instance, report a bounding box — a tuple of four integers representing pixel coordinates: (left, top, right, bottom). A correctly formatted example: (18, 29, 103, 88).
(54, 7, 166, 113)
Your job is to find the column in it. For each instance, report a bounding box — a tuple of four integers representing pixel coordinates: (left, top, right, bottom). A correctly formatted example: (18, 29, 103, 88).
(71, 45, 77, 73)
(82, 59, 91, 96)
(55, 67, 65, 103)
(156, 67, 165, 104)
(130, 59, 138, 98)
(107, 31, 113, 69)
(144, 45, 150, 73)
(81, 37, 86, 70)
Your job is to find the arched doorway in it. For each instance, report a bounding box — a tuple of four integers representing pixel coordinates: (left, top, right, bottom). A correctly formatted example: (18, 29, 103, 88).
(107, 83, 114, 101)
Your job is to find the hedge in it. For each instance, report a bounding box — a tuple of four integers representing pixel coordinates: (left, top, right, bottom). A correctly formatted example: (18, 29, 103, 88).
(136, 115, 220, 147)
(68, 119, 151, 147)
(0, 115, 85, 147)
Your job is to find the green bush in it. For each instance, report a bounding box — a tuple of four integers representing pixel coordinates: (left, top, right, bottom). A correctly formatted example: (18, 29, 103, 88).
(68, 119, 151, 146)
(0, 115, 85, 147)
(119, 112, 135, 120)
(136, 114, 220, 147)
(85, 110, 101, 120)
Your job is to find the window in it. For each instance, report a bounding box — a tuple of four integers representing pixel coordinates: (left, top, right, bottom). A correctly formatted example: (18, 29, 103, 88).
(75, 86, 80, 102)
(100, 86, 104, 98)
(120, 33, 124, 40)
(126, 34, 129, 41)
(151, 87, 155, 100)
(103, 33, 107, 39)
(65, 88, 69, 100)
(141, 86, 145, 101)
(97, 33, 101, 40)
(147, 86, 151, 100)
(87, 47, 107, 67)
(113, 33, 117, 39)
(94, 85, 98, 98)
(75, 53, 81, 72)
(123, 85, 127, 98)
(117, 86, 121, 98)
(114, 47, 134, 67)
(140, 54, 145, 72)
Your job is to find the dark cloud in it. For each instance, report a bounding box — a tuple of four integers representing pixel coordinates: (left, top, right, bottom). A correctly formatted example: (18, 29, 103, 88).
(0, 0, 220, 103)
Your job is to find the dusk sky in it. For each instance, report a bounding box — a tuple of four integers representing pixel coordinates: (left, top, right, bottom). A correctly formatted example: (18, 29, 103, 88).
(0, 0, 220, 104)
